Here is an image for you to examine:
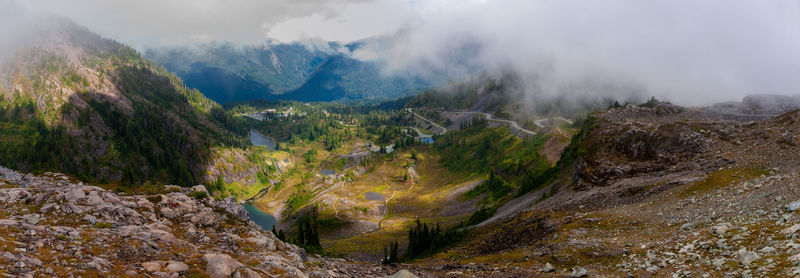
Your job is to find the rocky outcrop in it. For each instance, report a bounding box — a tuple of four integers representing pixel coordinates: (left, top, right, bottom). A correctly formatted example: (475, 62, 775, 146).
(571, 101, 732, 190)
(0, 166, 314, 277)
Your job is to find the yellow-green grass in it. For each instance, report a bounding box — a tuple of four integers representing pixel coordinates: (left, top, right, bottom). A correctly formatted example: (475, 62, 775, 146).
(680, 168, 769, 197)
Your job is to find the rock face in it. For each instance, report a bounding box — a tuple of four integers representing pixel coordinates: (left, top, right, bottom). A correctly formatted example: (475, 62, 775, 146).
(0, 166, 316, 277)
(572, 101, 717, 191)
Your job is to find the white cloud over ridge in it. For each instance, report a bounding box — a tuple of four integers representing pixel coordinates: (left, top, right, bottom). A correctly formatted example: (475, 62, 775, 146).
(353, 0, 800, 105)
(6, 0, 800, 105)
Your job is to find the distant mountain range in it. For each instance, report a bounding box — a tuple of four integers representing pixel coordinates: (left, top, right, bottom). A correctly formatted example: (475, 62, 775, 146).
(146, 41, 439, 103)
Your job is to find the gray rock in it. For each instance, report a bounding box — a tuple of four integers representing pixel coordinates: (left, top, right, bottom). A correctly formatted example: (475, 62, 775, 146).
(681, 222, 695, 230)
(203, 253, 243, 278)
(245, 236, 276, 251)
(0, 219, 18, 226)
(1, 251, 17, 261)
(40, 203, 57, 214)
(86, 191, 104, 206)
(82, 214, 98, 224)
(190, 209, 217, 226)
(712, 225, 729, 235)
(739, 250, 761, 266)
(142, 261, 163, 272)
(570, 267, 588, 277)
(541, 263, 555, 272)
(152, 271, 171, 278)
(192, 185, 209, 195)
(64, 188, 86, 203)
(160, 207, 180, 219)
(88, 257, 112, 271)
(165, 261, 189, 273)
(787, 200, 800, 211)
(217, 197, 248, 220)
(21, 214, 40, 225)
(759, 246, 777, 253)
(386, 269, 419, 278)
(20, 256, 42, 267)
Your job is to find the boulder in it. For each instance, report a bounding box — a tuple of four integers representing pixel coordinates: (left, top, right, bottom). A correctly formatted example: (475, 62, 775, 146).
(192, 185, 209, 195)
(782, 224, 800, 235)
(712, 225, 729, 235)
(40, 203, 57, 214)
(203, 253, 243, 278)
(569, 267, 588, 277)
(142, 261, 163, 272)
(190, 209, 217, 226)
(165, 261, 189, 273)
(0, 219, 19, 226)
(386, 270, 419, 278)
(64, 188, 86, 203)
(160, 207, 180, 219)
(245, 236, 276, 251)
(739, 250, 761, 266)
(541, 263, 555, 272)
(787, 200, 800, 212)
(86, 191, 104, 206)
(217, 197, 248, 220)
(21, 214, 40, 225)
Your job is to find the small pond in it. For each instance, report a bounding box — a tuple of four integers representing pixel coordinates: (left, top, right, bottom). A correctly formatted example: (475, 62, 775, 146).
(320, 169, 336, 176)
(243, 203, 277, 230)
(249, 129, 276, 150)
(363, 191, 385, 201)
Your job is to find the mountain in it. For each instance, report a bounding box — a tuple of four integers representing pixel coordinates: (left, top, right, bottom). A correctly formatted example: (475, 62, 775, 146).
(145, 41, 331, 103)
(277, 54, 430, 102)
(707, 94, 800, 119)
(0, 15, 247, 187)
(146, 41, 437, 104)
(405, 72, 646, 120)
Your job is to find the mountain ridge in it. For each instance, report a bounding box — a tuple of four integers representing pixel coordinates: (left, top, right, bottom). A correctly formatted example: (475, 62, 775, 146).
(146, 40, 440, 104)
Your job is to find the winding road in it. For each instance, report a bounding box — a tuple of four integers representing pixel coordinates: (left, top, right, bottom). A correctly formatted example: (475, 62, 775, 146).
(406, 109, 448, 135)
(409, 108, 573, 137)
(455, 111, 538, 136)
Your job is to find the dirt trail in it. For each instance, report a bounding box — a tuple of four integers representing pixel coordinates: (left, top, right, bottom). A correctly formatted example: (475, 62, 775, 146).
(473, 189, 540, 228)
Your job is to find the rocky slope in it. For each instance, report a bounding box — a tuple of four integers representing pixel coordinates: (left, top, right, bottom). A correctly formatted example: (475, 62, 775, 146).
(0, 165, 443, 278)
(0, 166, 317, 277)
(405, 100, 800, 277)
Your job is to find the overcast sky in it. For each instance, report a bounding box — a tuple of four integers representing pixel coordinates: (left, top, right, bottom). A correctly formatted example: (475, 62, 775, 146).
(10, 0, 800, 104)
(14, 0, 441, 47)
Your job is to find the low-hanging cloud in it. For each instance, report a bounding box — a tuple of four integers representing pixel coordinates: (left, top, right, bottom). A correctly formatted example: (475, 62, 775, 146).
(353, 0, 800, 106)
(6, 0, 800, 106)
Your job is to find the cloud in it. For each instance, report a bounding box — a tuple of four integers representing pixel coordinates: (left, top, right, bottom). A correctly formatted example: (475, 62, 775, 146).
(6, 0, 800, 105)
(353, 0, 800, 105)
(13, 0, 406, 48)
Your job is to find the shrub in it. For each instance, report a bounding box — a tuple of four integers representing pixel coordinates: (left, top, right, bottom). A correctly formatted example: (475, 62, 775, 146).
(188, 191, 208, 199)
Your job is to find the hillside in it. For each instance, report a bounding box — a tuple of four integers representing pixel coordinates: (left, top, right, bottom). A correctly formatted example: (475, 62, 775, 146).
(399, 100, 800, 276)
(0, 16, 255, 189)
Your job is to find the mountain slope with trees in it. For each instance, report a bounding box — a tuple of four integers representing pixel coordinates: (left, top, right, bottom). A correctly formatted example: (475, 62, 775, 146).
(0, 15, 248, 188)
